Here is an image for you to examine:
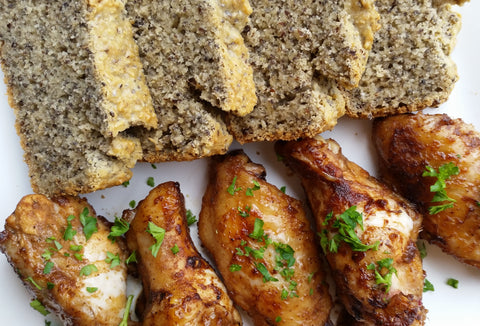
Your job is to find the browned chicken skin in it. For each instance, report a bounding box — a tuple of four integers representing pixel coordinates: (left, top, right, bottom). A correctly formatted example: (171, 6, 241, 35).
(0, 195, 128, 326)
(373, 113, 480, 268)
(124, 181, 241, 325)
(198, 150, 333, 326)
(276, 137, 426, 326)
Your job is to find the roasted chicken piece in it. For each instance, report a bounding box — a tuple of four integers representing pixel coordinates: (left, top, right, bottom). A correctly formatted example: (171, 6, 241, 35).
(276, 137, 426, 325)
(373, 113, 480, 268)
(198, 150, 333, 326)
(124, 181, 241, 325)
(0, 194, 129, 326)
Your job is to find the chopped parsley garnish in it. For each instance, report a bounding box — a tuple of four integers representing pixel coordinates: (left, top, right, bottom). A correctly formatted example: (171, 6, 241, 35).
(26, 276, 42, 290)
(249, 218, 265, 240)
(227, 176, 242, 195)
(146, 222, 166, 258)
(246, 180, 261, 196)
(79, 208, 97, 240)
(105, 252, 121, 269)
(151, 163, 157, 169)
(43, 261, 54, 275)
(447, 278, 459, 289)
(319, 207, 380, 253)
(280, 186, 286, 194)
(80, 264, 98, 277)
(422, 163, 459, 214)
(476, 201, 480, 207)
(147, 176, 155, 187)
(255, 262, 278, 283)
(45, 321, 51, 326)
(423, 279, 435, 292)
(186, 209, 197, 226)
(52, 240, 62, 251)
(119, 295, 134, 326)
(367, 258, 397, 293)
(417, 241, 427, 259)
(229, 264, 242, 272)
(129, 200, 136, 208)
(69, 244, 83, 252)
(108, 217, 130, 241)
(122, 181, 130, 187)
(47, 282, 55, 290)
(86, 287, 98, 293)
(30, 299, 49, 316)
(237, 205, 251, 218)
(64, 215, 77, 241)
(171, 244, 180, 255)
(74, 253, 83, 261)
(275, 316, 282, 323)
(42, 248, 53, 261)
(126, 251, 137, 264)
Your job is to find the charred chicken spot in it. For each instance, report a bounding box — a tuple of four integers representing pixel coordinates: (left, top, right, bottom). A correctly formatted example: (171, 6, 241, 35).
(352, 251, 366, 263)
(186, 256, 202, 269)
(368, 296, 388, 309)
(151, 290, 168, 304)
(402, 240, 418, 263)
(175, 224, 182, 235)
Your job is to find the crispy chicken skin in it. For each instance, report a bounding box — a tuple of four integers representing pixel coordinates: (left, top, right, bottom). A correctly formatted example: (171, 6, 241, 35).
(276, 137, 426, 326)
(373, 113, 480, 268)
(124, 181, 241, 325)
(198, 150, 333, 326)
(0, 194, 128, 326)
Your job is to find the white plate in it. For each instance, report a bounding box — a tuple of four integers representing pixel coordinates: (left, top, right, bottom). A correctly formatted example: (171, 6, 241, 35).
(1, 2, 479, 325)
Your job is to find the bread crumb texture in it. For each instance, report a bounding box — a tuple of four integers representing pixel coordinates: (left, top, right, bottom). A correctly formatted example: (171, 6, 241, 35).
(126, 0, 249, 161)
(0, 0, 153, 195)
(227, 0, 380, 143)
(345, 0, 463, 118)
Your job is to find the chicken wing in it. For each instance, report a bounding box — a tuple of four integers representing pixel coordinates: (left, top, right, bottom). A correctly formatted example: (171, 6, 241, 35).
(373, 113, 480, 268)
(124, 181, 241, 325)
(276, 137, 426, 325)
(198, 150, 333, 326)
(0, 194, 128, 326)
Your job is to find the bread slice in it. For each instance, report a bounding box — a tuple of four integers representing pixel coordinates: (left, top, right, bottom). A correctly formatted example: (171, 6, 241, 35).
(225, 0, 380, 143)
(345, 0, 465, 118)
(125, 0, 257, 162)
(0, 0, 156, 195)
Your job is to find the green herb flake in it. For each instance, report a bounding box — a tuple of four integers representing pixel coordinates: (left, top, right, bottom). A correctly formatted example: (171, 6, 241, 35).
(417, 241, 427, 260)
(422, 163, 459, 214)
(47, 282, 55, 290)
(108, 217, 130, 241)
(126, 251, 137, 264)
(367, 258, 397, 293)
(280, 186, 286, 194)
(122, 181, 130, 187)
(86, 287, 98, 293)
(30, 299, 49, 316)
(447, 278, 459, 289)
(275, 316, 282, 323)
(105, 252, 121, 269)
(229, 264, 242, 272)
(79, 207, 98, 241)
(45, 321, 51, 326)
(151, 163, 157, 169)
(74, 253, 83, 261)
(476, 201, 480, 207)
(309, 288, 314, 296)
(119, 295, 134, 326)
(249, 218, 265, 241)
(53, 240, 63, 251)
(186, 209, 197, 226)
(246, 180, 261, 196)
(227, 176, 242, 195)
(63, 215, 77, 241)
(129, 200, 136, 208)
(80, 264, 98, 277)
(43, 261, 54, 275)
(237, 205, 251, 218)
(26, 276, 42, 290)
(146, 222, 166, 258)
(70, 244, 83, 252)
(147, 176, 155, 187)
(171, 244, 180, 255)
(41, 248, 53, 261)
(423, 279, 435, 292)
(255, 262, 278, 283)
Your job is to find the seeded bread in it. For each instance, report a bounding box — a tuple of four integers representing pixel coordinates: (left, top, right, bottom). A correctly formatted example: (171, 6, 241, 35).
(345, 0, 466, 118)
(225, 0, 380, 143)
(125, 0, 257, 162)
(0, 0, 155, 195)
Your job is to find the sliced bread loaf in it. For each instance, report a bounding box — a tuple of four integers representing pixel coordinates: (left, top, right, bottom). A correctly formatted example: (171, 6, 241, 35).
(225, 0, 380, 143)
(0, 0, 155, 195)
(345, 0, 465, 118)
(126, 0, 256, 161)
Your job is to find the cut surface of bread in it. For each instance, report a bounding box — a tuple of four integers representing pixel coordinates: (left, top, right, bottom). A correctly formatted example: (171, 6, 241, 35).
(0, 1, 154, 195)
(345, 0, 464, 118)
(225, 0, 380, 143)
(126, 0, 257, 162)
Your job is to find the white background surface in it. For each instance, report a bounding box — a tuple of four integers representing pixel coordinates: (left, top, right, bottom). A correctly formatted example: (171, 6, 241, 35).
(0, 2, 479, 325)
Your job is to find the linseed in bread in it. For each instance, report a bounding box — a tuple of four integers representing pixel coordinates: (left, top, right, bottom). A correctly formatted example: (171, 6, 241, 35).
(126, 0, 257, 161)
(345, 0, 466, 118)
(225, 0, 380, 143)
(0, 0, 154, 195)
